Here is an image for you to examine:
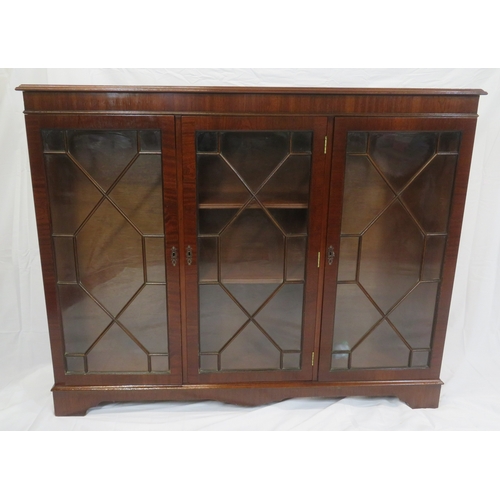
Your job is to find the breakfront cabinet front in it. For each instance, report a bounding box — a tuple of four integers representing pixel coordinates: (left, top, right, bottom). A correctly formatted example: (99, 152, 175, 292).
(18, 85, 484, 415)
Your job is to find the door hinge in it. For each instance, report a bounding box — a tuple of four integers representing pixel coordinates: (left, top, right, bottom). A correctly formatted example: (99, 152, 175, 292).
(317, 251, 321, 268)
(324, 136, 327, 154)
(312, 352, 315, 366)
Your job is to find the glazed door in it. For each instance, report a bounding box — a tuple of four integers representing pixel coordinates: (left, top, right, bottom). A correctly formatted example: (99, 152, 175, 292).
(27, 115, 182, 385)
(182, 116, 329, 383)
(318, 117, 478, 381)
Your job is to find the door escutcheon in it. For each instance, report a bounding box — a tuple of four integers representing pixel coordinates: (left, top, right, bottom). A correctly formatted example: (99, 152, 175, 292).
(327, 245, 335, 265)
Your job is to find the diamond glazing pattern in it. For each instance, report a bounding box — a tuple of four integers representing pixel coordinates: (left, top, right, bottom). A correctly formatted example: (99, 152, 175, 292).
(197, 131, 312, 372)
(43, 129, 169, 374)
(331, 131, 460, 370)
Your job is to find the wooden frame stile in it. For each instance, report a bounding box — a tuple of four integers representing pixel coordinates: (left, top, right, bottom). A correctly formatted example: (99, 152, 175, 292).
(175, 114, 190, 385)
(313, 116, 336, 382)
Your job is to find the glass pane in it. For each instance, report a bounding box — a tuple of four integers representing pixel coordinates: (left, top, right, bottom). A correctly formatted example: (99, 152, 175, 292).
(268, 209, 308, 235)
(199, 209, 238, 235)
(53, 236, 76, 282)
(44, 128, 169, 374)
(200, 353, 218, 372)
(150, 355, 169, 372)
(286, 237, 307, 281)
(65, 355, 85, 373)
(145, 237, 166, 283)
(87, 323, 148, 372)
(139, 130, 161, 152)
(331, 352, 349, 370)
(351, 321, 409, 368)
(422, 235, 446, 280)
(346, 132, 367, 153)
(291, 132, 312, 153)
(224, 283, 280, 316)
(337, 236, 359, 281)
(45, 154, 102, 235)
(341, 155, 395, 234)
(220, 208, 284, 283)
(369, 132, 437, 191)
(254, 284, 304, 351)
(332, 284, 382, 355)
(220, 131, 289, 191)
(196, 129, 312, 373)
(220, 323, 280, 371)
(438, 132, 461, 153)
(77, 199, 144, 316)
(401, 155, 457, 233)
(198, 237, 218, 282)
(42, 129, 65, 152)
(197, 155, 250, 207)
(199, 284, 248, 353)
(359, 201, 423, 313)
(388, 282, 438, 349)
(283, 352, 301, 370)
(118, 284, 169, 354)
(58, 284, 112, 354)
(411, 350, 430, 367)
(258, 156, 311, 207)
(332, 129, 456, 371)
(197, 131, 218, 152)
(109, 155, 164, 235)
(67, 130, 137, 191)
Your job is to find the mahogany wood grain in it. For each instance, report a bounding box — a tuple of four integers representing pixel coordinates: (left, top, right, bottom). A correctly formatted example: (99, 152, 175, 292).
(16, 85, 487, 94)
(18, 86, 483, 117)
(51, 380, 442, 416)
(18, 86, 483, 414)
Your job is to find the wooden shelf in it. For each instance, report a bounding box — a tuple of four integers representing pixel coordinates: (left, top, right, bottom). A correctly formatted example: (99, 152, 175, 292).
(199, 279, 305, 285)
(199, 203, 309, 209)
